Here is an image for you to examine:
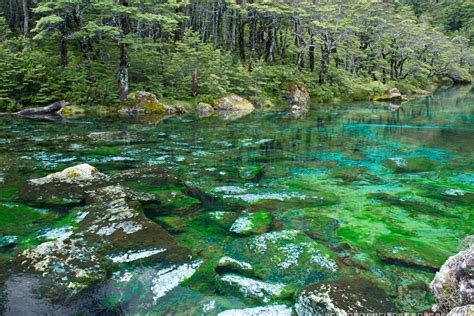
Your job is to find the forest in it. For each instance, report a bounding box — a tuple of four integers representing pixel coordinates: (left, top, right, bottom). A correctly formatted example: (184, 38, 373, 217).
(0, 0, 472, 111)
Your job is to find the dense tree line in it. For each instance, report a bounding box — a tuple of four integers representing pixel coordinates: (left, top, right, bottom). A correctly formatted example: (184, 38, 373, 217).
(0, 0, 472, 110)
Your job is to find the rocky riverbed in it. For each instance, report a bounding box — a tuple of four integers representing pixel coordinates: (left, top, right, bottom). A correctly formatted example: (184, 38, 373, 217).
(0, 86, 472, 314)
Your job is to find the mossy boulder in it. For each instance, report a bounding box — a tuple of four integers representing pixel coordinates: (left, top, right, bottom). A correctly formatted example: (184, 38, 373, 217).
(214, 95, 254, 112)
(196, 102, 215, 115)
(445, 64, 472, 84)
(382, 157, 440, 173)
(19, 164, 109, 205)
(120, 91, 166, 114)
(295, 279, 396, 315)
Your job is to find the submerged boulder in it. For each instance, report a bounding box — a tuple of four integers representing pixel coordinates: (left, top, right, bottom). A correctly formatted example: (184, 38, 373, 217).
(214, 95, 254, 113)
(284, 82, 310, 113)
(375, 235, 454, 272)
(430, 245, 474, 313)
(295, 279, 395, 315)
(120, 91, 166, 114)
(19, 164, 109, 204)
(382, 157, 440, 173)
(224, 230, 339, 286)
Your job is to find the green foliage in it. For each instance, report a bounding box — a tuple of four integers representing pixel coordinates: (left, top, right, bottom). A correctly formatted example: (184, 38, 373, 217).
(0, 0, 472, 110)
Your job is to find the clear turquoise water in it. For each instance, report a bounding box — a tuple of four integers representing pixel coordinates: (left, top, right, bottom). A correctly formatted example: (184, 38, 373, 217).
(0, 85, 473, 314)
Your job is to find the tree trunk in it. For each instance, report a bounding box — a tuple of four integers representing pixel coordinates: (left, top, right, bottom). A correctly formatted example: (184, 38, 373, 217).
(319, 47, 330, 85)
(116, 0, 130, 101)
(191, 68, 198, 97)
(22, 0, 28, 36)
(309, 35, 315, 72)
(118, 43, 129, 101)
(59, 28, 68, 66)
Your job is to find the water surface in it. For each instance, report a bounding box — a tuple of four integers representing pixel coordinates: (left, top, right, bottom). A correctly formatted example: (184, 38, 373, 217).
(0, 86, 473, 314)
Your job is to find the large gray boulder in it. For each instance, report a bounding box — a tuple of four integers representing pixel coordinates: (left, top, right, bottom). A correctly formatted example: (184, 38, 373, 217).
(430, 245, 474, 313)
(214, 95, 254, 112)
(285, 82, 310, 113)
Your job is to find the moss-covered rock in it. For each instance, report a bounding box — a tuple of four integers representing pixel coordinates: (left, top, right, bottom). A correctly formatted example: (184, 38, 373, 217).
(277, 209, 339, 243)
(372, 88, 407, 102)
(120, 91, 166, 114)
(196, 102, 215, 115)
(224, 230, 339, 286)
(214, 95, 254, 112)
(382, 157, 441, 173)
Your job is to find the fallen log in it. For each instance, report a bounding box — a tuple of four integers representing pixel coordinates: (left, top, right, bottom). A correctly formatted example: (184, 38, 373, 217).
(0, 100, 69, 116)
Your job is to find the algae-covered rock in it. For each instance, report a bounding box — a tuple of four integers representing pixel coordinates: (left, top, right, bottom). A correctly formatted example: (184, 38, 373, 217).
(217, 273, 293, 304)
(295, 279, 396, 315)
(224, 230, 339, 285)
(216, 256, 254, 275)
(382, 157, 440, 173)
(284, 82, 310, 113)
(19, 164, 109, 204)
(278, 209, 339, 243)
(214, 95, 254, 112)
(218, 304, 293, 316)
(120, 91, 166, 114)
(375, 235, 453, 272)
(430, 246, 474, 313)
(16, 184, 192, 296)
(229, 211, 271, 235)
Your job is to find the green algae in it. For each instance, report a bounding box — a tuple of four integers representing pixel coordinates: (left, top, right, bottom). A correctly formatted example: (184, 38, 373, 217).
(0, 87, 472, 313)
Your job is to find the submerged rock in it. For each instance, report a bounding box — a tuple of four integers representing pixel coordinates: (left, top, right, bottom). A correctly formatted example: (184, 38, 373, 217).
(16, 182, 191, 297)
(375, 235, 453, 272)
(430, 245, 474, 313)
(295, 279, 395, 315)
(382, 157, 440, 173)
(217, 273, 293, 304)
(214, 95, 254, 113)
(19, 164, 109, 204)
(229, 211, 271, 235)
(224, 230, 339, 286)
(218, 304, 293, 316)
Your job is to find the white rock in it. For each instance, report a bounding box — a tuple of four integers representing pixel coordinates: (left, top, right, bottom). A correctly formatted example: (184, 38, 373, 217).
(220, 274, 287, 303)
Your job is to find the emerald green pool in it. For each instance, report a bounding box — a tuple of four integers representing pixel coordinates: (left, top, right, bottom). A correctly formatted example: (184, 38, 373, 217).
(0, 86, 473, 314)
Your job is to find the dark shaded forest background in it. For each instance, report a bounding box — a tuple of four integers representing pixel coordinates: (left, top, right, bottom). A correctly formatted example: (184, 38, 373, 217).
(0, 0, 472, 110)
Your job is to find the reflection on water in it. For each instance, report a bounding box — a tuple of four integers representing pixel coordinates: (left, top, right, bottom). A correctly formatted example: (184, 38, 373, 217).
(0, 86, 473, 314)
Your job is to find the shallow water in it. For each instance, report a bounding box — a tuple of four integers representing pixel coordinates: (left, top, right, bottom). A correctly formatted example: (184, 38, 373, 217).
(0, 86, 473, 314)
